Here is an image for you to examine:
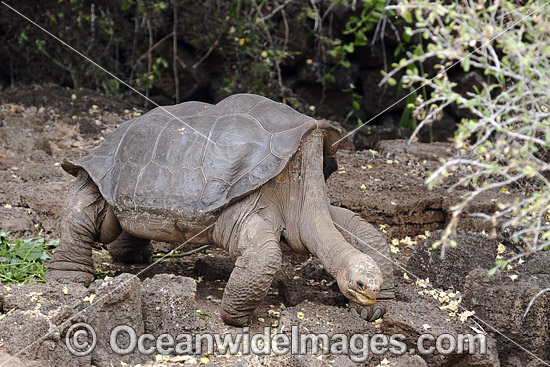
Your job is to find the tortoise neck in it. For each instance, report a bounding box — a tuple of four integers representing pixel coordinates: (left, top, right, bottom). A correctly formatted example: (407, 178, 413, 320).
(282, 130, 361, 276)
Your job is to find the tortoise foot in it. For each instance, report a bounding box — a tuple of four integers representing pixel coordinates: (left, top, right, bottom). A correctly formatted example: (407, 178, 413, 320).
(349, 302, 388, 322)
(46, 269, 94, 287)
(109, 248, 153, 264)
(220, 308, 253, 327)
(107, 232, 153, 264)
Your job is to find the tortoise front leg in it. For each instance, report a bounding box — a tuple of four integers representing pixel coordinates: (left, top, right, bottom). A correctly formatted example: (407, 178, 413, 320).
(329, 205, 395, 321)
(220, 214, 282, 326)
(47, 171, 121, 286)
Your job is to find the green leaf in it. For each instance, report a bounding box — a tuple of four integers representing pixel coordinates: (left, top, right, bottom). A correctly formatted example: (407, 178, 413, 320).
(340, 60, 351, 68)
(36, 39, 46, 51)
(495, 259, 508, 269)
(15, 240, 44, 261)
(353, 100, 361, 111)
(387, 77, 397, 86)
(328, 49, 340, 58)
(403, 28, 411, 43)
(394, 43, 404, 57)
(463, 57, 470, 72)
(343, 109, 354, 124)
(354, 31, 368, 47)
(343, 42, 355, 54)
(402, 9, 413, 23)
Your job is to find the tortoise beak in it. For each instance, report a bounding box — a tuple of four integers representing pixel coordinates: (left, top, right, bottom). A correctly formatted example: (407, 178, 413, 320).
(355, 279, 381, 299)
(348, 288, 377, 306)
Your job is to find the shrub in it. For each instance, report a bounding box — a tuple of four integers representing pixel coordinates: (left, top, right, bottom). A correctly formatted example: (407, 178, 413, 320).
(384, 0, 550, 270)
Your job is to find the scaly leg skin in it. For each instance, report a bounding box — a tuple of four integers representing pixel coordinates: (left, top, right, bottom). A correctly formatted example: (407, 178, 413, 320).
(220, 214, 282, 327)
(329, 205, 395, 322)
(47, 170, 121, 287)
(107, 231, 152, 264)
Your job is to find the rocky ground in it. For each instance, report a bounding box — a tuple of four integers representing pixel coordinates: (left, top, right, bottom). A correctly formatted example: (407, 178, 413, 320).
(0, 85, 548, 367)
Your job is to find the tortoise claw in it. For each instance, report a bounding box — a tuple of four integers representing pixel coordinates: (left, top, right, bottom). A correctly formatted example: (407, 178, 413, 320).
(349, 302, 386, 322)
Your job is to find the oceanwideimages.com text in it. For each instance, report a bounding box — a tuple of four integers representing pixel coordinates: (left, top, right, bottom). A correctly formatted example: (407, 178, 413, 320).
(66, 323, 488, 362)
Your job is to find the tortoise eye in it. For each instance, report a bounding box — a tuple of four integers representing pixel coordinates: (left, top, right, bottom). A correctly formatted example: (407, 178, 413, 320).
(356, 280, 364, 289)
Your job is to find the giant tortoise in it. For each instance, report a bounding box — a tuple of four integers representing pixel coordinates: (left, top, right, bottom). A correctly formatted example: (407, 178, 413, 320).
(46, 94, 394, 326)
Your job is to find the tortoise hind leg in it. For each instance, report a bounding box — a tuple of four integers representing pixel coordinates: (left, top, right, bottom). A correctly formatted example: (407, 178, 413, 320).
(107, 231, 152, 264)
(46, 170, 121, 286)
(329, 205, 395, 322)
(220, 214, 282, 326)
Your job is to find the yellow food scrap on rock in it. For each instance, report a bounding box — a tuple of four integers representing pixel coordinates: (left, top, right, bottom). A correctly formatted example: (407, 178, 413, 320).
(458, 310, 475, 322)
(400, 236, 416, 246)
(415, 278, 430, 288)
(83, 294, 96, 304)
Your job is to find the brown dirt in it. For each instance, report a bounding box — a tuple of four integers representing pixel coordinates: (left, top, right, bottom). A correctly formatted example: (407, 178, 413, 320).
(0, 85, 535, 367)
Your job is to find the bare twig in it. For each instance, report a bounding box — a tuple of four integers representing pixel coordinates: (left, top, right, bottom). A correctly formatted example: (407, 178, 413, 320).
(260, 0, 293, 22)
(152, 244, 212, 259)
(309, 0, 321, 31)
(253, 0, 286, 102)
(176, 56, 188, 70)
(97, 6, 114, 61)
(146, 17, 153, 109)
(85, 3, 95, 55)
(192, 32, 223, 69)
(281, 8, 289, 52)
(172, 0, 179, 103)
(130, 32, 173, 81)
(320, 1, 335, 24)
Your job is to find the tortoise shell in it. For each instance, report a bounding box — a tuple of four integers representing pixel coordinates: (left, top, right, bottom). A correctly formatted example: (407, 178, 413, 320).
(63, 94, 340, 226)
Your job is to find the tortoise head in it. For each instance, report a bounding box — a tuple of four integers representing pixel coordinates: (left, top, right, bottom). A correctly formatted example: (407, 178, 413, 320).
(336, 254, 383, 306)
